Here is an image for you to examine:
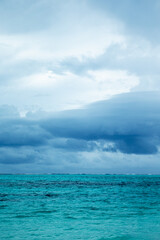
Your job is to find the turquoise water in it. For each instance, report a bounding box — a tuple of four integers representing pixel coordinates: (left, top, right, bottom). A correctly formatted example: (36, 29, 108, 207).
(0, 175, 160, 240)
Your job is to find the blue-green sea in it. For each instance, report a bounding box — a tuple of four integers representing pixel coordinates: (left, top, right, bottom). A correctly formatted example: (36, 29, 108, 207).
(0, 174, 160, 240)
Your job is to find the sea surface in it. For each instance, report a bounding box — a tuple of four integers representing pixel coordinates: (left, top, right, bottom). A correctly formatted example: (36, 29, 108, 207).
(0, 174, 160, 240)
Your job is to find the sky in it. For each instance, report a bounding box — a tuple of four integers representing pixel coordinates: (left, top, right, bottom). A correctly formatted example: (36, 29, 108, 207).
(0, 0, 160, 174)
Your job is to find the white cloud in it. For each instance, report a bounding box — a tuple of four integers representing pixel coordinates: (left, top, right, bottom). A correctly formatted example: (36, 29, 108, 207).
(0, 25, 125, 64)
(0, 0, 126, 66)
(88, 69, 139, 98)
(0, 0, 159, 114)
(1, 69, 138, 112)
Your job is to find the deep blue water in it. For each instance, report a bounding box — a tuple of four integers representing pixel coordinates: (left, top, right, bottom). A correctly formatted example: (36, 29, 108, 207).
(0, 174, 160, 240)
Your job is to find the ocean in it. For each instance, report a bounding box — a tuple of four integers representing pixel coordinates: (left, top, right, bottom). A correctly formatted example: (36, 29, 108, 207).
(0, 174, 160, 240)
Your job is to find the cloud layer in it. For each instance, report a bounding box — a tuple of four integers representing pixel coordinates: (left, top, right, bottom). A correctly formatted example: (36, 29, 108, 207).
(0, 1, 160, 173)
(0, 92, 160, 173)
(0, 0, 160, 113)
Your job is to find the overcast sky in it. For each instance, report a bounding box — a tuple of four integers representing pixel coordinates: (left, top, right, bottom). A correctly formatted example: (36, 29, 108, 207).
(0, 0, 160, 174)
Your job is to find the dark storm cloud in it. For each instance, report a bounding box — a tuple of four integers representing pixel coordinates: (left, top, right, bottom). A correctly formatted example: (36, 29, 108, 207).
(0, 119, 50, 147)
(0, 147, 38, 164)
(0, 106, 51, 149)
(41, 92, 160, 154)
(0, 92, 160, 166)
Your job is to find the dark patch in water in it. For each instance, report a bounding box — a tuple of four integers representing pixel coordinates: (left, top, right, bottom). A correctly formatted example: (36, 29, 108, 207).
(15, 215, 33, 218)
(0, 198, 8, 202)
(0, 204, 7, 208)
(0, 193, 8, 197)
(45, 193, 59, 197)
